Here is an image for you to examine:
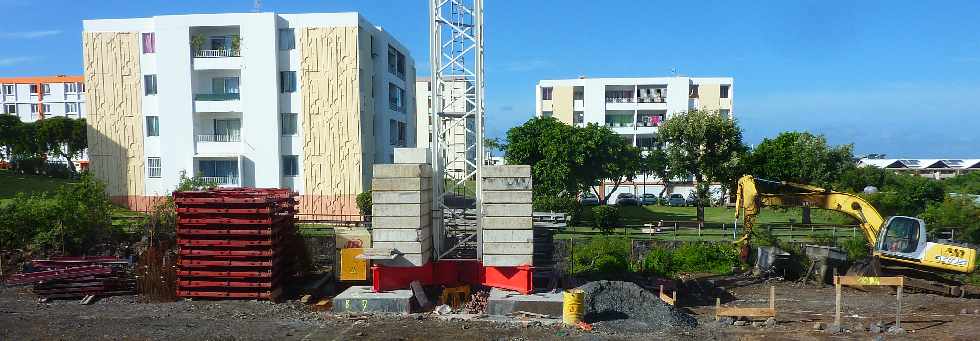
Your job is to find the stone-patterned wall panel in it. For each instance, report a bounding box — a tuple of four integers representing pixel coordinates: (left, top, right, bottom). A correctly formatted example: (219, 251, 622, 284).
(300, 27, 363, 218)
(83, 32, 145, 197)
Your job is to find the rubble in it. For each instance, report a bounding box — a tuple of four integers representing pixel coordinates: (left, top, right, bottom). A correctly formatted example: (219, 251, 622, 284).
(579, 280, 697, 333)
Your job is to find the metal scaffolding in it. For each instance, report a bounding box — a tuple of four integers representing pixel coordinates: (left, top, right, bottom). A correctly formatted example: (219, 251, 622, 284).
(429, 0, 484, 260)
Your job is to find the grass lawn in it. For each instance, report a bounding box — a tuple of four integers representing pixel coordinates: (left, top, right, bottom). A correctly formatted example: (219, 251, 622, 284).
(0, 169, 79, 205)
(560, 205, 862, 242)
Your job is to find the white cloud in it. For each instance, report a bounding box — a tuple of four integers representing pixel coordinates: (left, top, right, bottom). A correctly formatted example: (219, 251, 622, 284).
(0, 57, 34, 67)
(2, 30, 62, 39)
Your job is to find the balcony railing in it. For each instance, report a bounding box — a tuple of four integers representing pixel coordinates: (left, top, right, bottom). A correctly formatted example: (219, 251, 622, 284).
(201, 176, 239, 186)
(638, 97, 667, 103)
(196, 134, 241, 143)
(195, 49, 240, 58)
(605, 97, 635, 103)
(194, 93, 240, 101)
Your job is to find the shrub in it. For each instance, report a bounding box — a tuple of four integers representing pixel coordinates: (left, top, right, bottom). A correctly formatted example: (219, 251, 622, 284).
(356, 191, 372, 216)
(840, 236, 870, 261)
(671, 242, 739, 274)
(591, 205, 620, 233)
(641, 248, 676, 277)
(533, 195, 583, 224)
(571, 236, 631, 279)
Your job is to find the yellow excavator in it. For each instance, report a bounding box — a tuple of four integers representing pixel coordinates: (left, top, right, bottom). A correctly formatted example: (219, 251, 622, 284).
(735, 175, 978, 296)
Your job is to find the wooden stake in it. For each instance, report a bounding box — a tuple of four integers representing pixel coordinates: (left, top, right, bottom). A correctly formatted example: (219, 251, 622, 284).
(769, 286, 775, 310)
(715, 297, 721, 321)
(896, 285, 903, 330)
(834, 276, 842, 327)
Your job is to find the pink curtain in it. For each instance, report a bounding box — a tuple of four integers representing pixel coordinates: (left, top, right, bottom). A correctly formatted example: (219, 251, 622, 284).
(142, 33, 155, 53)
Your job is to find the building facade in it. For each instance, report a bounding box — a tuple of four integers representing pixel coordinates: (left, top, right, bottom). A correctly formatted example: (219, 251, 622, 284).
(415, 77, 476, 178)
(0, 75, 86, 122)
(82, 12, 416, 218)
(535, 76, 734, 202)
(858, 158, 980, 180)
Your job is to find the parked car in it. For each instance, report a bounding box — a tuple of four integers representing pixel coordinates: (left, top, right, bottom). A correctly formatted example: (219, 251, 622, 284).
(615, 193, 640, 206)
(685, 193, 699, 207)
(666, 193, 686, 207)
(640, 193, 658, 205)
(580, 192, 600, 206)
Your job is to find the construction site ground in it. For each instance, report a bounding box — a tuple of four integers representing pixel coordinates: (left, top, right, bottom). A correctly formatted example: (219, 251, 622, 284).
(2, 277, 980, 340)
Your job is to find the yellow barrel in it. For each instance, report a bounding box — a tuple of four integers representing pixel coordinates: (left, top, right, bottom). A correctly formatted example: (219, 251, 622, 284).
(563, 289, 584, 325)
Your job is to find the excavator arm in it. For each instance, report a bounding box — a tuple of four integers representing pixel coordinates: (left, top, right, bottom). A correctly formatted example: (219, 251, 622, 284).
(734, 175, 886, 248)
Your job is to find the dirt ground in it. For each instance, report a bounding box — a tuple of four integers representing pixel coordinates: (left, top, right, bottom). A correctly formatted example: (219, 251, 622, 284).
(2, 277, 980, 341)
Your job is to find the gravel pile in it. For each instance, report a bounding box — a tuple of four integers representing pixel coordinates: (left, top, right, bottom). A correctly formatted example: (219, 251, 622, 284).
(579, 280, 697, 333)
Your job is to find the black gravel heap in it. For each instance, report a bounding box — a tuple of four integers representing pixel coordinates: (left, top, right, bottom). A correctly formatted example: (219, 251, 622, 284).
(579, 280, 697, 333)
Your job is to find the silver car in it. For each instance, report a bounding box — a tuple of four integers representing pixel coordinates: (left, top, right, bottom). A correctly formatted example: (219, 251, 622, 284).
(667, 193, 686, 207)
(580, 193, 600, 206)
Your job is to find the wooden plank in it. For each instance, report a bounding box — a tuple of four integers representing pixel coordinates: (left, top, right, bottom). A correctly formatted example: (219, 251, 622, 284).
(716, 307, 776, 317)
(835, 276, 904, 287)
(659, 285, 676, 306)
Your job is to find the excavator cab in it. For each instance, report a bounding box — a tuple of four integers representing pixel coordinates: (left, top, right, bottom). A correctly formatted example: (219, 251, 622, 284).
(875, 216, 926, 257)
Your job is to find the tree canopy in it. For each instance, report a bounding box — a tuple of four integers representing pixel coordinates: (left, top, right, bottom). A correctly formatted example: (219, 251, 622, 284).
(746, 131, 854, 188)
(0, 115, 87, 175)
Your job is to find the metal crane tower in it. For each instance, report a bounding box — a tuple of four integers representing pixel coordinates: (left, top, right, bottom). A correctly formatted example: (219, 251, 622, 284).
(428, 0, 484, 260)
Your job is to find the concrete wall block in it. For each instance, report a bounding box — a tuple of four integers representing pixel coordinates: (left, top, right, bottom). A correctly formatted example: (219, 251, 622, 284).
(375, 251, 432, 267)
(482, 229, 533, 243)
(373, 203, 431, 217)
(372, 215, 432, 229)
(373, 239, 433, 254)
(372, 178, 432, 191)
(482, 165, 531, 178)
(482, 254, 533, 267)
(483, 191, 532, 204)
(373, 164, 433, 178)
(481, 216, 533, 230)
(482, 242, 533, 255)
(481, 177, 532, 191)
(372, 190, 432, 204)
(394, 148, 430, 164)
(372, 228, 432, 242)
(483, 204, 532, 217)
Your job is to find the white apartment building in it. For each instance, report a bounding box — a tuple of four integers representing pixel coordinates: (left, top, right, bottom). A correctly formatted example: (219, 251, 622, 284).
(0, 75, 86, 122)
(415, 77, 476, 178)
(535, 76, 734, 202)
(83, 12, 415, 218)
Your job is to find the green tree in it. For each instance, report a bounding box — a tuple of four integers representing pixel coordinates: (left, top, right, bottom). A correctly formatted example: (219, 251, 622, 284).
(34, 117, 87, 175)
(658, 109, 746, 221)
(920, 196, 980, 243)
(505, 117, 578, 197)
(0, 114, 24, 162)
(483, 137, 503, 158)
(573, 123, 642, 201)
(942, 171, 980, 195)
(747, 131, 854, 187)
(639, 144, 672, 199)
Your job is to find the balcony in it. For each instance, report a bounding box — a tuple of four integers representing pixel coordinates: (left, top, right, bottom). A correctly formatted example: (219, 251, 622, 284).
(201, 176, 240, 186)
(194, 93, 240, 112)
(196, 49, 240, 58)
(196, 134, 241, 143)
(190, 28, 242, 70)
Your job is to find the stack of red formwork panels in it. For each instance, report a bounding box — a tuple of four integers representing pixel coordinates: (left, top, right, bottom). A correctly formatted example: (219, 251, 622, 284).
(173, 188, 297, 300)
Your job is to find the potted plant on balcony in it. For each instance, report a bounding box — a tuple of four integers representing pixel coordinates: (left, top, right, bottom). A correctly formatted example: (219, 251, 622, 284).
(231, 36, 241, 56)
(190, 34, 205, 56)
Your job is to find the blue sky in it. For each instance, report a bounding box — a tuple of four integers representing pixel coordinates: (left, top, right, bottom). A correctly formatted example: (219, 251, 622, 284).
(2, 0, 978, 157)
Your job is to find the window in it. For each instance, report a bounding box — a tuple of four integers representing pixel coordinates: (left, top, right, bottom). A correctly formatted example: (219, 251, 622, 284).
(389, 119, 399, 146)
(142, 33, 155, 53)
(689, 85, 699, 99)
(30, 104, 38, 114)
(3, 104, 14, 114)
(145, 116, 159, 137)
(397, 121, 406, 146)
(278, 29, 295, 50)
(542, 111, 553, 117)
(720, 85, 730, 99)
(211, 77, 240, 94)
(42, 104, 51, 114)
(29, 84, 38, 95)
(370, 35, 376, 59)
(282, 155, 299, 177)
(541, 87, 553, 100)
(388, 83, 405, 112)
(42, 84, 50, 95)
(387, 46, 405, 79)
(280, 113, 297, 135)
(279, 71, 296, 93)
(147, 157, 162, 178)
(2, 84, 13, 96)
(144, 75, 157, 95)
(213, 119, 241, 138)
(65, 82, 79, 93)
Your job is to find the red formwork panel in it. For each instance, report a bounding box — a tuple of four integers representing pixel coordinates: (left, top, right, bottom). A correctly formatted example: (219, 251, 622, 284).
(177, 258, 275, 268)
(176, 269, 276, 278)
(176, 289, 277, 299)
(176, 207, 274, 214)
(176, 279, 275, 288)
(178, 249, 276, 257)
(177, 239, 275, 248)
(176, 228, 277, 237)
(372, 261, 534, 294)
(6, 266, 112, 285)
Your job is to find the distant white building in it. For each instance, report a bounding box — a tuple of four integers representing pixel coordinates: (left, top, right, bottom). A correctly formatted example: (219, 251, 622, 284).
(1, 75, 88, 169)
(858, 158, 980, 179)
(535, 76, 734, 203)
(415, 77, 476, 178)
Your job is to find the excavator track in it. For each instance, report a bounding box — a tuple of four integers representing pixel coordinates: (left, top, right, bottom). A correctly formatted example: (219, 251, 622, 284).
(847, 257, 980, 297)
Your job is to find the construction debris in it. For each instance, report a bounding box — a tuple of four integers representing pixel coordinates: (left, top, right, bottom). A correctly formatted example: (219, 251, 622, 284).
(579, 280, 697, 333)
(174, 188, 298, 301)
(6, 256, 135, 300)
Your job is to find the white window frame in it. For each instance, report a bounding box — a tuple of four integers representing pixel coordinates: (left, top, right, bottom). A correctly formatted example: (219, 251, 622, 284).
(65, 102, 78, 113)
(144, 75, 157, 95)
(1, 84, 13, 96)
(281, 155, 299, 177)
(145, 116, 160, 137)
(41, 83, 51, 95)
(65, 82, 79, 94)
(3, 104, 15, 114)
(280, 113, 297, 135)
(147, 157, 162, 178)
